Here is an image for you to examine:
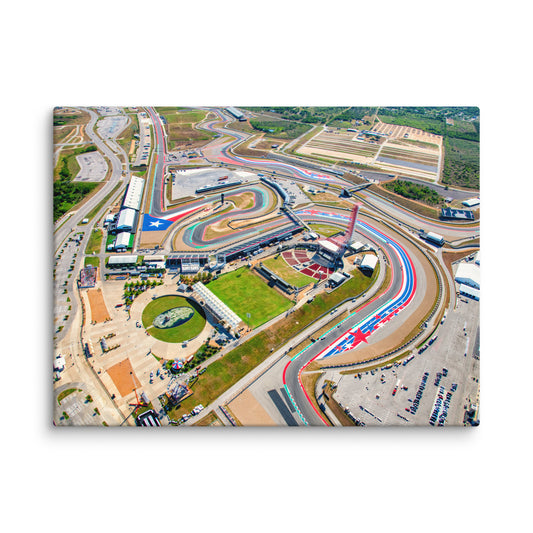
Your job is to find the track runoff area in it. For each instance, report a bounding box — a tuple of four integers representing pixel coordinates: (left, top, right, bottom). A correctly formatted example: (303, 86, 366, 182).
(137, 107, 476, 427)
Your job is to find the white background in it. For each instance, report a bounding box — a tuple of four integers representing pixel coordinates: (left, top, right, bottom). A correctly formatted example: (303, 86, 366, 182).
(1, 1, 530, 531)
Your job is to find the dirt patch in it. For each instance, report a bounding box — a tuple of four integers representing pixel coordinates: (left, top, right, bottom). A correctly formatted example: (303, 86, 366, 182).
(300, 371, 329, 422)
(87, 288, 110, 322)
(227, 389, 276, 426)
(232, 137, 269, 158)
(323, 381, 355, 426)
(107, 358, 141, 397)
(139, 229, 168, 247)
(442, 250, 473, 278)
(255, 139, 285, 150)
(230, 191, 255, 210)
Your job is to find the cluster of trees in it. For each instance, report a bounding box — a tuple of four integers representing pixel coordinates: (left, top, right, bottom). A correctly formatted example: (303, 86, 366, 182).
(180, 272, 213, 286)
(383, 180, 443, 206)
(166, 340, 221, 375)
(249, 118, 311, 139)
(378, 107, 480, 142)
(247, 107, 374, 125)
(442, 137, 480, 189)
(53, 145, 99, 222)
(123, 279, 163, 305)
(327, 107, 373, 124)
(54, 114, 81, 126)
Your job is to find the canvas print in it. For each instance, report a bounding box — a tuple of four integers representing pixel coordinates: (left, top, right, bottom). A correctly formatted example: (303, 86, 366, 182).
(53, 106, 480, 427)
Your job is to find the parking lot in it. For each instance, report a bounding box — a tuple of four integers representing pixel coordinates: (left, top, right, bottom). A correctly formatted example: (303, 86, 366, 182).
(170, 166, 257, 200)
(97, 115, 129, 139)
(54, 232, 86, 333)
(74, 151, 108, 182)
(54, 385, 106, 426)
(331, 295, 480, 426)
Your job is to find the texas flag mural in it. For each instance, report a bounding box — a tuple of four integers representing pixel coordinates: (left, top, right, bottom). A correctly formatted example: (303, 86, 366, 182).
(142, 214, 175, 232)
(142, 206, 204, 231)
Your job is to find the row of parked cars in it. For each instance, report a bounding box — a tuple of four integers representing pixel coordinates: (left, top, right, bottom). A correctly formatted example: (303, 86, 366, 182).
(179, 404, 204, 424)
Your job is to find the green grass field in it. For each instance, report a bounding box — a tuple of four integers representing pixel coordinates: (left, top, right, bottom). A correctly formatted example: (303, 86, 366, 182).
(261, 255, 313, 288)
(155, 107, 206, 124)
(206, 267, 292, 328)
(85, 229, 103, 254)
(84, 256, 100, 268)
(308, 222, 343, 237)
(154, 108, 215, 150)
(142, 296, 206, 343)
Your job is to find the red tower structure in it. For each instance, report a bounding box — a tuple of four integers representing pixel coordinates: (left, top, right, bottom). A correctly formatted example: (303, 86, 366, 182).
(322, 202, 362, 260)
(345, 203, 361, 247)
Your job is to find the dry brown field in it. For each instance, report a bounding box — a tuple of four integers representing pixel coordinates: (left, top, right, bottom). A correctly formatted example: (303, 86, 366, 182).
(87, 288, 110, 322)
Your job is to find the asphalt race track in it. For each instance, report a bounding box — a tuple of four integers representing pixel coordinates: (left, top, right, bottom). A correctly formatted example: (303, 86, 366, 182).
(282, 219, 414, 425)
(142, 107, 478, 426)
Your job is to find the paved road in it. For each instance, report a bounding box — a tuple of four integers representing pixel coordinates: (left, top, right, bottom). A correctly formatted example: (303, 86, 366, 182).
(54, 108, 129, 344)
(54, 108, 126, 252)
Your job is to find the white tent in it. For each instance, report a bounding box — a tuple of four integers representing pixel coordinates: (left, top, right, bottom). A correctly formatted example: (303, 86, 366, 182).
(360, 254, 378, 271)
(455, 263, 480, 289)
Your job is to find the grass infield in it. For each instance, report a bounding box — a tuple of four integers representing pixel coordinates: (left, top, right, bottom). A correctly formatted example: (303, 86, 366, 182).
(142, 295, 206, 343)
(261, 255, 313, 288)
(206, 267, 292, 328)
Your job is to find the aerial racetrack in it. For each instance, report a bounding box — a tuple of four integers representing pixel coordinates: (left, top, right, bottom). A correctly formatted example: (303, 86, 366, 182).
(282, 217, 421, 426)
(172, 183, 286, 250)
(139, 107, 473, 426)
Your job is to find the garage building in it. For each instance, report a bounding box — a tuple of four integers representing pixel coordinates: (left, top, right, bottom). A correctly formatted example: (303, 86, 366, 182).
(107, 255, 138, 268)
(116, 208, 137, 232)
(462, 197, 480, 208)
(123, 176, 145, 211)
(459, 284, 480, 300)
(114, 231, 133, 251)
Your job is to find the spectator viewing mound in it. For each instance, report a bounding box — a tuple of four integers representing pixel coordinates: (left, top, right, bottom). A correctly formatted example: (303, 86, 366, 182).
(142, 296, 206, 343)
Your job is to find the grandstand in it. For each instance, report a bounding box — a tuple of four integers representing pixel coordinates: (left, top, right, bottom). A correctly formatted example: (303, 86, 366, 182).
(166, 253, 209, 273)
(221, 224, 303, 262)
(193, 282, 243, 331)
(440, 207, 475, 221)
(256, 263, 295, 294)
(226, 107, 246, 121)
(134, 113, 151, 167)
(281, 249, 334, 281)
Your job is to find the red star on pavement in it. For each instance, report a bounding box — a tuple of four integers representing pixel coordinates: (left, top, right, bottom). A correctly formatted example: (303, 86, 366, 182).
(341, 328, 372, 350)
(353, 327, 371, 345)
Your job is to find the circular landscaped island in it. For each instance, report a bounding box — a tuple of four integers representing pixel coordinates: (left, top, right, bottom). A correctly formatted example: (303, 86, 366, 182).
(142, 295, 206, 343)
